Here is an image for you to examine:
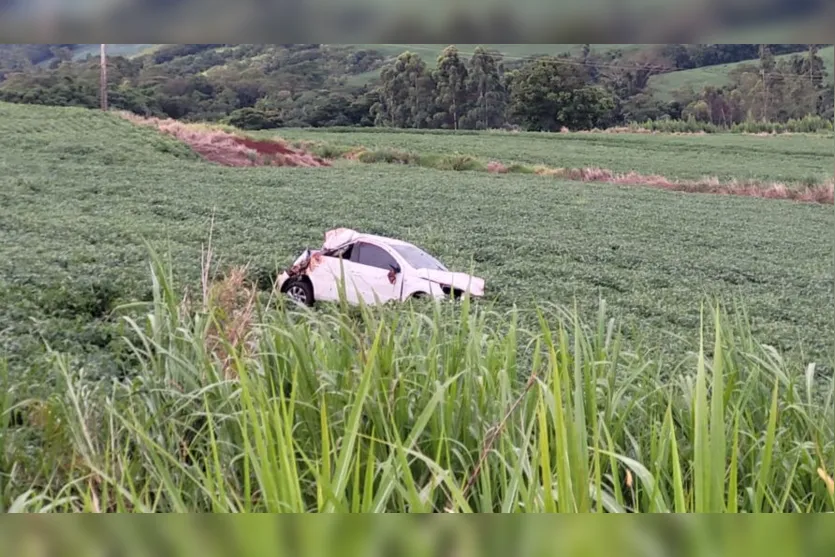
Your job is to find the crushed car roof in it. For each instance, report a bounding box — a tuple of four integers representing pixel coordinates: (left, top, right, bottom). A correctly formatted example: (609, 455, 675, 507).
(323, 228, 410, 251)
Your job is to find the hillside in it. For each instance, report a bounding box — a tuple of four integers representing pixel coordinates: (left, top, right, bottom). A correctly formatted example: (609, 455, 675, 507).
(4, 43, 822, 90)
(649, 45, 835, 99)
(3, 43, 634, 75)
(82, 43, 817, 88)
(350, 44, 602, 60)
(344, 43, 646, 82)
(69, 43, 156, 61)
(2, 43, 792, 77)
(0, 43, 830, 132)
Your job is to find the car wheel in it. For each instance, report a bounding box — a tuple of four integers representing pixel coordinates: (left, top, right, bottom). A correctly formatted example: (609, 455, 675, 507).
(284, 278, 314, 306)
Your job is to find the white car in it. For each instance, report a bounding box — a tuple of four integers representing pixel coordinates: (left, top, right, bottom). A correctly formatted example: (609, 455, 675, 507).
(276, 228, 485, 306)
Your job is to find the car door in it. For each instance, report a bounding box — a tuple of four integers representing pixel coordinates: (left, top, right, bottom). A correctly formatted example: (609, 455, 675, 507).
(307, 251, 359, 304)
(348, 242, 402, 304)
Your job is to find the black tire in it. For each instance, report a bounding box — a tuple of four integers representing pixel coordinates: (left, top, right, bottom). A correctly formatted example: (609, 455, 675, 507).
(283, 278, 314, 306)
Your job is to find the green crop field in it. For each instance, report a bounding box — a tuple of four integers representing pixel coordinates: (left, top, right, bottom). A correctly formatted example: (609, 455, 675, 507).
(649, 45, 835, 99)
(261, 127, 834, 185)
(1, 101, 832, 373)
(1, 101, 833, 512)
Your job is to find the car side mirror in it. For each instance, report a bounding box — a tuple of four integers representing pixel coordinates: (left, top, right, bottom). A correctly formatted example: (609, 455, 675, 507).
(389, 263, 401, 274)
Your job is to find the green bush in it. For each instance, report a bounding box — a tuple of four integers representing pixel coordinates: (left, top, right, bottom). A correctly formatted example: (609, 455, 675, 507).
(629, 115, 834, 135)
(223, 108, 283, 130)
(357, 149, 416, 164)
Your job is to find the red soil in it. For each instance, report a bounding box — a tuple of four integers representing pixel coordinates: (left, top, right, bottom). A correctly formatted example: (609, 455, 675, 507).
(232, 136, 295, 156)
(486, 161, 509, 174)
(118, 112, 329, 168)
(228, 136, 330, 167)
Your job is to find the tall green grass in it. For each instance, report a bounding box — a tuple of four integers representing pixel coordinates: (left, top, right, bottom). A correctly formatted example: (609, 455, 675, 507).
(1, 250, 833, 512)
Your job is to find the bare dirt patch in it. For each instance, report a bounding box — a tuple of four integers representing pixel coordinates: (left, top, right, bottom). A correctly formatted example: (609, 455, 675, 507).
(118, 112, 330, 167)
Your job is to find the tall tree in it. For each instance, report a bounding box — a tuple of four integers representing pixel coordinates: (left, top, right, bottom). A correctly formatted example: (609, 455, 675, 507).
(372, 52, 435, 128)
(805, 45, 826, 85)
(800, 45, 827, 114)
(433, 45, 469, 130)
(411, 70, 437, 129)
(464, 46, 506, 130)
(661, 44, 694, 70)
(372, 52, 421, 127)
(508, 56, 614, 131)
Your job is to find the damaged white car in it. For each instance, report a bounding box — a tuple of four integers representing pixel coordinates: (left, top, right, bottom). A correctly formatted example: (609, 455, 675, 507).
(276, 228, 485, 306)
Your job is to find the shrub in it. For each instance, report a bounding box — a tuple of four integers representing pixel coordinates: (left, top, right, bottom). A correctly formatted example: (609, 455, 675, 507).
(357, 149, 416, 164)
(223, 108, 283, 130)
(627, 115, 834, 135)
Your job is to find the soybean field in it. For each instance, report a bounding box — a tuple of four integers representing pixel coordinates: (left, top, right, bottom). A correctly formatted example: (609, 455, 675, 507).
(0, 102, 832, 375)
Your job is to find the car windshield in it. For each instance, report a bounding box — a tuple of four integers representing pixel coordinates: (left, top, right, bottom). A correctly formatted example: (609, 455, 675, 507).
(392, 244, 448, 271)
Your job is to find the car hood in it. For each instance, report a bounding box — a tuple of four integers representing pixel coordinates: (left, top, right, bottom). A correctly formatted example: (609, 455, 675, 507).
(414, 269, 485, 296)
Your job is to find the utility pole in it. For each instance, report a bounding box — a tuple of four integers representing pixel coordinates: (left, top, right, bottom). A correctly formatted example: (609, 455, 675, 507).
(761, 67, 767, 122)
(759, 44, 768, 123)
(100, 43, 108, 111)
(808, 44, 817, 115)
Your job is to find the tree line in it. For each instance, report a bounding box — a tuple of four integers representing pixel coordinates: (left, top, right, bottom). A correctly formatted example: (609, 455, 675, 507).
(0, 43, 831, 132)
